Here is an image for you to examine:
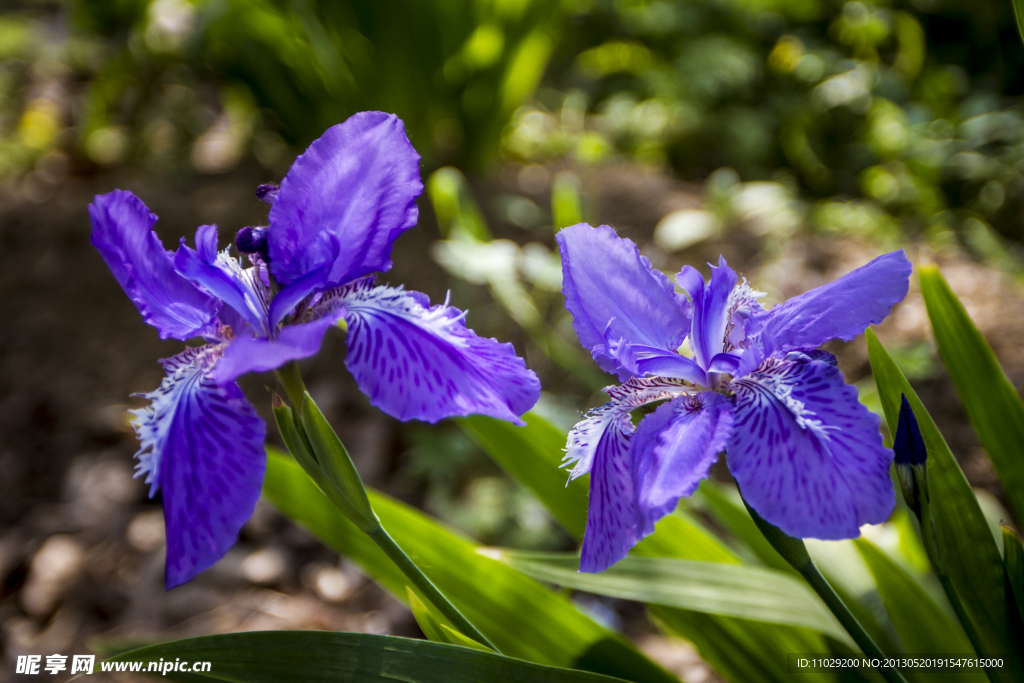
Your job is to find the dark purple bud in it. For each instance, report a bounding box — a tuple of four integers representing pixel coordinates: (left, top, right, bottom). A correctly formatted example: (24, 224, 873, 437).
(236, 226, 269, 258)
(256, 183, 280, 204)
(894, 394, 927, 466)
(894, 393, 928, 518)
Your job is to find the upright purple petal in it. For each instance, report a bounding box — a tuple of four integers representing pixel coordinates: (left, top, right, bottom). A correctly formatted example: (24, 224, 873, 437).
(557, 224, 690, 378)
(749, 250, 912, 356)
(687, 257, 737, 371)
(631, 392, 734, 538)
(726, 354, 895, 539)
(89, 190, 219, 340)
(562, 377, 692, 572)
(173, 225, 271, 336)
(267, 112, 423, 287)
(130, 347, 266, 588)
(339, 280, 539, 425)
(211, 310, 344, 384)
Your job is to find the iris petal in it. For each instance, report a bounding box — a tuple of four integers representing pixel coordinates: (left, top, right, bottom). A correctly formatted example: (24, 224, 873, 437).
(267, 112, 423, 287)
(211, 311, 345, 384)
(749, 250, 912, 356)
(727, 354, 895, 539)
(88, 190, 219, 340)
(688, 256, 737, 371)
(174, 224, 271, 336)
(557, 224, 690, 378)
(562, 377, 693, 572)
(631, 392, 734, 538)
(130, 347, 266, 589)
(340, 281, 540, 425)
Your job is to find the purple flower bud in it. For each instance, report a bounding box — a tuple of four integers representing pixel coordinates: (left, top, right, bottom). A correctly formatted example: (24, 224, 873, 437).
(256, 183, 280, 204)
(894, 393, 928, 517)
(894, 394, 927, 466)
(236, 226, 269, 258)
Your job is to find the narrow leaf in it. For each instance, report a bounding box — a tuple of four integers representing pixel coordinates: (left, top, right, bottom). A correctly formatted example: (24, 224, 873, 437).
(920, 265, 1024, 522)
(406, 586, 451, 644)
(1003, 525, 1024, 625)
(866, 328, 1022, 680)
(492, 549, 853, 647)
(854, 539, 982, 683)
(103, 632, 631, 682)
(298, 392, 378, 532)
(262, 449, 676, 683)
(461, 413, 846, 683)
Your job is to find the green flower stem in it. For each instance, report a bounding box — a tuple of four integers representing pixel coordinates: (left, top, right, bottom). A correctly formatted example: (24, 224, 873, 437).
(273, 361, 498, 653)
(741, 496, 909, 683)
(367, 524, 498, 652)
(796, 562, 908, 683)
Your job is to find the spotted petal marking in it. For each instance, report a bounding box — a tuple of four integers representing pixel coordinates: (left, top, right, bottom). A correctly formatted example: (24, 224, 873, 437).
(131, 346, 266, 588)
(340, 283, 540, 424)
(563, 377, 692, 573)
(563, 376, 693, 480)
(727, 353, 895, 540)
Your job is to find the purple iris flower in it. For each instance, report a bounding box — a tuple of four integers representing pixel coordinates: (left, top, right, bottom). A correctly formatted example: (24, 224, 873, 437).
(89, 112, 540, 588)
(556, 224, 911, 572)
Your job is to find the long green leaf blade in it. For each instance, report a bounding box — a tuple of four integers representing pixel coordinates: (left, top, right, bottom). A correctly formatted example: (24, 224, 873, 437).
(866, 328, 1022, 680)
(460, 413, 848, 683)
(920, 265, 1024, 522)
(854, 540, 983, 683)
(103, 632, 632, 682)
(262, 449, 676, 683)
(491, 550, 853, 646)
(1003, 525, 1024, 625)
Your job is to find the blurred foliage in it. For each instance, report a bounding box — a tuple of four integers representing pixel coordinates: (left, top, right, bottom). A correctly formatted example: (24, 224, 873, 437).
(4, 0, 1024, 262)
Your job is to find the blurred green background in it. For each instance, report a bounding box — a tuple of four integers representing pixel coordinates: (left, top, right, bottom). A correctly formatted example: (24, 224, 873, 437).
(5, 0, 1024, 257)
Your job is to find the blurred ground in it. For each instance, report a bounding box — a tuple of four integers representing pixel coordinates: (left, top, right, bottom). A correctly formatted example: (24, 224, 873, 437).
(1, 161, 1022, 683)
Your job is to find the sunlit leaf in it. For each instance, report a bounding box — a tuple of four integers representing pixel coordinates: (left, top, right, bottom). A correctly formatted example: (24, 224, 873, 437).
(460, 413, 851, 683)
(854, 539, 982, 683)
(866, 328, 1023, 681)
(490, 549, 853, 646)
(920, 265, 1024, 522)
(262, 449, 676, 683)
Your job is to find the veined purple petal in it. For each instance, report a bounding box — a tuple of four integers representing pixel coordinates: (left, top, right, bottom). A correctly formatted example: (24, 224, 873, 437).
(581, 415, 638, 574)
(174, 225, 271, 336)
(89, 190, 219, 340)
(749, 250, 912, 356)
(726, 354, 895, 539)
(267, 112, 423, 287)
(340, 281, 539, 425)
(130, 346, 266, 589)
(687, 256, 737, 371)
(631, 392, 734, 538)
(557, 224, 690, 378)
(562, 376, 692, 572)
(211, 310, 344, 384)
(613, 344, 707, 386)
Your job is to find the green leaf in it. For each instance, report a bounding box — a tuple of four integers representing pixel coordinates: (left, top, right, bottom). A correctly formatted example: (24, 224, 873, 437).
(920, 265, 1024, 522)
(460, 412, 589, 538)
(406, 586, 451, 644)
(1013, 0, 1024, 46)
(866, 328, 1022, 680)
(103, 632, 632, 682)
(695, 480, 796, 574)
(1003, 525, 1024, 625)
(262, 449, 676, 683)
(460, 413, 846, 683)
(853, 539, 982, 683)
(297, 392, 377, 533)
(440, 624, 493, 652)
(492, 549, 853, 646)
